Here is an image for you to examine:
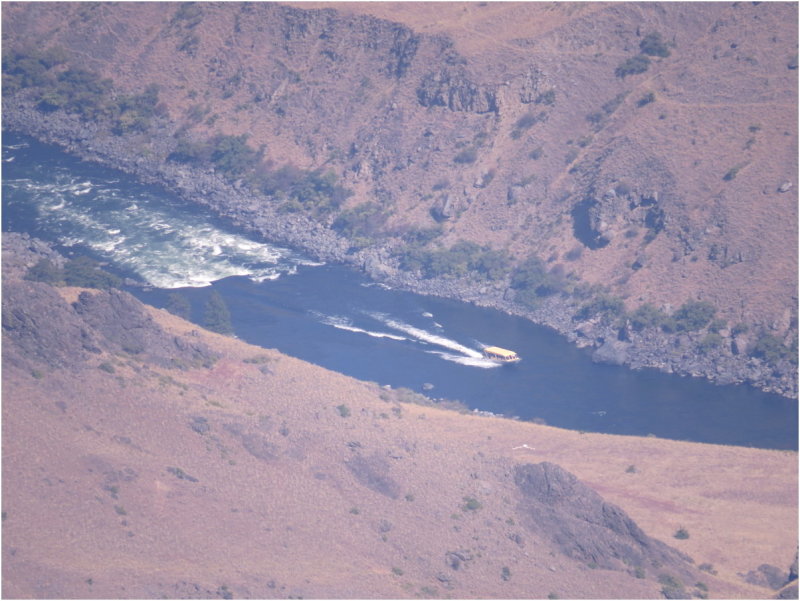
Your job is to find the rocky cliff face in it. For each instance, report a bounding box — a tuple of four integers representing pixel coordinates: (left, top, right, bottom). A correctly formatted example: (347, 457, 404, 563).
(2, 2, 796, 396)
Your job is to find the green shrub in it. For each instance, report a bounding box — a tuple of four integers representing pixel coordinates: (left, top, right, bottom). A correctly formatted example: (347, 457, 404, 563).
(510, 254, 563, 305)
(63, 256, 121, 290)
(202, 290, 233, 335)
(698, 563, 717, 575)
(99, 362, 115, 374)
(25, 258, 63, 284)
(515, 112, 539, 130)
(637, 92, 656, 107)
(453, 147, 478, 164)
(336, 404, 351, 418)
(723, 165, 741, 181)
(640, 32, 671, 58)
(535, 89, 556, 105)
(699, 332, 723, 352)
(615, 54, 650, 78)
(750, 333, 795, 364)
(664, 300, 716, 333)
(165, 292, 192, 320)
(462, 496, 482, 511)
(674, 527, 690, 540)
(501, 566, 511, 581)
(332, 202, 388, 244)
(629, 303, 666, 331)
(399, 240, 509, 281)
(575, 294, 625, 321)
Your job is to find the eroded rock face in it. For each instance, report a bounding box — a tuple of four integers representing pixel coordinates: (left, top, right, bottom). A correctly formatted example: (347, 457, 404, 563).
(514, 462, 694, 578)
(2, 238, 219, 371)
(416, 68, 498, 113)
(72, 288, 218, 369)
(2, 280, 102, 370)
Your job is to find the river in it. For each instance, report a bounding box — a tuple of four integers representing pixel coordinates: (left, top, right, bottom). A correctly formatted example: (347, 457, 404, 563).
(3, 132, 796, 449)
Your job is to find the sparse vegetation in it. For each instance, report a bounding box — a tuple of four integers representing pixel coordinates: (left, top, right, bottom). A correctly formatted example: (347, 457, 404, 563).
(25, 258, 63, 284)
(699, 563, 718, 575)
(202, 290, 233, 335)
(639, 32, 671, 58)
(723, 165, 741, 181)
(575, 294, 625, 322)
(63, 256, 122, 290)
(673, 527, 690, 540)
(615, 54, 650, 78)
(453, 147, 478, 164)
(397, 239, 509, 282)
(462, 496, 482, 511)
(749, 332, 797, 364)
(510, 254, 566, 307)
(165, 292, 192, 320)
(332, 202, 389, 248)
(658, 573, 685, 599)
(636, 92, 656, 107)
(662, 300, 716, 333)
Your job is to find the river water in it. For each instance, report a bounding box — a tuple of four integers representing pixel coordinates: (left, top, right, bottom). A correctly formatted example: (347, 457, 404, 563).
(3, 132, 796, 449)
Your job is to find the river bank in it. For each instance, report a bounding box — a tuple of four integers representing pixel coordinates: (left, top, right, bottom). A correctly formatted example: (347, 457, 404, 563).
(3, 96, 796, 399)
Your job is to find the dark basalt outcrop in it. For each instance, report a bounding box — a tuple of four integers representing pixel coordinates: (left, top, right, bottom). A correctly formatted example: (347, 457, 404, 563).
(2, 280, 104, 371)
(2, 236, 219, 372)
(514, 462, 694, 580)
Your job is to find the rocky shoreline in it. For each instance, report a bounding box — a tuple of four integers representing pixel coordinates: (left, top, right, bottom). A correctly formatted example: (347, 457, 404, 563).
(3, 96, 796, 399)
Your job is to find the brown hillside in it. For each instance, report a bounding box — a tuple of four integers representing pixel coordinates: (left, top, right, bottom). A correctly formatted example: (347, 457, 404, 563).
(1, 236, 797, 599)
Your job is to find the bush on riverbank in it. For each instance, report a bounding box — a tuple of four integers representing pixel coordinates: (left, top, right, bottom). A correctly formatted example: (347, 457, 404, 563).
(396, 240, 510, 281)
(25, 256, 121, 290)
(510, 254, 567, 307)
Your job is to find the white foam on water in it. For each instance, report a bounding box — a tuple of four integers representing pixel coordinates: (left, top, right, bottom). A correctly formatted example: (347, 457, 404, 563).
(10, 167, 311, 289)
(378, 316, 484, 359)
(425, 350, 501, 369)
(315, 313, 407, 341)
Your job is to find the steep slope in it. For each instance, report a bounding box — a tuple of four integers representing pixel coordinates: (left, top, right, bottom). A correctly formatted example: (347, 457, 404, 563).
(2, 233, 798, 600)
(1, 2, 796, 395)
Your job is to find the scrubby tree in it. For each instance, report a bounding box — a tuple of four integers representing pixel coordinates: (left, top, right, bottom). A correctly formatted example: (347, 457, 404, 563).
(165, 292, 192, 320)
(63, 256, 121, 290)
(640, 32, 671, 58)
(203, 290, 233, 334)
(25, 258, 63, 284)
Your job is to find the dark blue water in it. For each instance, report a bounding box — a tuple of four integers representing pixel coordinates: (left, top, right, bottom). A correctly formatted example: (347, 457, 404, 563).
(3, 132, 797, 449)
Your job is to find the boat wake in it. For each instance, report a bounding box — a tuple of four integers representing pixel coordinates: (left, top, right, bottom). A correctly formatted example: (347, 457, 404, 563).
(314, 313, 407, 341)
(312, 311, 502, 368)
